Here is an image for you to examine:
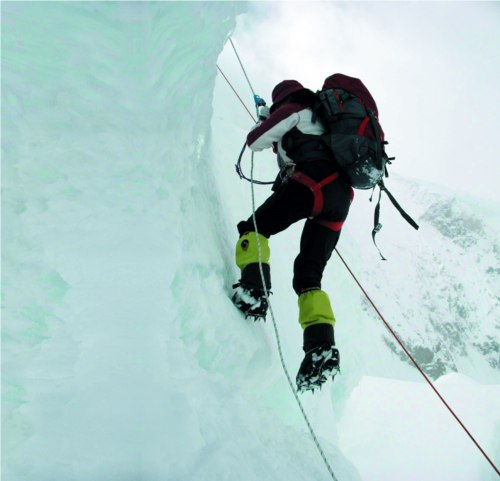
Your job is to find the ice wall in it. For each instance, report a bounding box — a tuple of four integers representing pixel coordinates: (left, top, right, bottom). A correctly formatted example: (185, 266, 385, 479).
(2, 3, 360, 480)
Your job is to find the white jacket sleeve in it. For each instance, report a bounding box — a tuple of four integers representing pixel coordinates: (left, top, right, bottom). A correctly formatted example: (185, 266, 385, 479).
(246, 104, 302, 152)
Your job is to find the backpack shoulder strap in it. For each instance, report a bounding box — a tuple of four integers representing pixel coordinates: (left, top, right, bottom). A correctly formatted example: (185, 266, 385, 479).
(311, 91, 322, 124)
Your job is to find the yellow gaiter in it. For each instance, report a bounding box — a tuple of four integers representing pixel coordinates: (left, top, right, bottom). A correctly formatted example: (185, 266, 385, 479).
(298, 289, 336, 329)
(235, 232, 270, 270)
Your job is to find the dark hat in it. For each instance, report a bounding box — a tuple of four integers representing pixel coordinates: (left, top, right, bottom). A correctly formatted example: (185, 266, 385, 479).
(271, 80, 305, 106)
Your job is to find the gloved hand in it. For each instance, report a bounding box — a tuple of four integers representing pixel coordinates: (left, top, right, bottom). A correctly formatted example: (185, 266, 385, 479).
(258, 105, 270, 121)
(254, 94, 266, 107)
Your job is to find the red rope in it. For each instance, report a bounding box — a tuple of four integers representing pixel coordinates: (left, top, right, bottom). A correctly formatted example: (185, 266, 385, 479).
(216, 62, 500, 476)
(216, 65, 255, 122)
(335, 249, 499, 476)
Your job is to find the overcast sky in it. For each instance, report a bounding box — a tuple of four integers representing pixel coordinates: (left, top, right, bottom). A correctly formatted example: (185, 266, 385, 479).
(219, 1, 500, 203)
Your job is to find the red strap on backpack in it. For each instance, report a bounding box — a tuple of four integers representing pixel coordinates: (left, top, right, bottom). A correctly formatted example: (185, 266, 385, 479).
(357, 116, 370, 136)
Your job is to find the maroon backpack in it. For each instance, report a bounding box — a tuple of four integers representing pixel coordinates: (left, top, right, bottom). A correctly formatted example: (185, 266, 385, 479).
(314, 73, 386, 189)
(315, 74, 419, 258)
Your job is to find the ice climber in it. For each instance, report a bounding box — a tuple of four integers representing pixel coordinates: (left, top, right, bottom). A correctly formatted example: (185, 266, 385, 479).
(232, 80, 354, 392)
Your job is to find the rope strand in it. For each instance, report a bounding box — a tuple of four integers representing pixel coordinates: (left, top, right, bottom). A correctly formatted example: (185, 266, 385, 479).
(250, 153, 339, 481)
(334, 249, 500, 476)
(216, 65, 255, 121)
(223, 38, 340, 480)
(229, 37, 257, 99)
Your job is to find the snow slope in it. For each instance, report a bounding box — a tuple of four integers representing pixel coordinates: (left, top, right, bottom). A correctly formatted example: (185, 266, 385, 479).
(2, 2, 499, 481)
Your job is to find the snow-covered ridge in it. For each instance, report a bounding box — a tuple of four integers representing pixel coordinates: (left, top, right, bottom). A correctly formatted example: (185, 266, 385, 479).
(357, 177, 500, 380)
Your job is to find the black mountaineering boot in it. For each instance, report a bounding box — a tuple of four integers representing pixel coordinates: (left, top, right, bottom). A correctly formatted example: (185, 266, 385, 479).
(296, 323, 340, 393)
(232, 263, 271, 321)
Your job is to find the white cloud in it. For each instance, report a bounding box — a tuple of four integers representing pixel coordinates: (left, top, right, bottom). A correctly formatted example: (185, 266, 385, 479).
(223, 1, 500, 202)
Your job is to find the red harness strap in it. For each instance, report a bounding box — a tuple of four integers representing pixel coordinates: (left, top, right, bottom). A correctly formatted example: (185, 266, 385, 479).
(291, 171, 350, 232)
(291, 171, 339, 216)
(315, 219, 344, 232)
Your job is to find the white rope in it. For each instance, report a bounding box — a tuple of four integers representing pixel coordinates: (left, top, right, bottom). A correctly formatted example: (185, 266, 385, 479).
(249, 152, 339, 481)
(229, 38, 257, 99)
(227, 35, 339, 480)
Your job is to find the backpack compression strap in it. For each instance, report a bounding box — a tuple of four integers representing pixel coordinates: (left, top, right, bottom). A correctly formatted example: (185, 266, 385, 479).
(367, 109, 384, 170)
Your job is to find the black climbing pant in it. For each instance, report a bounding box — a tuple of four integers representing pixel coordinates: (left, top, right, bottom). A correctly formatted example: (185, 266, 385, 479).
(237, 161, 353, 295)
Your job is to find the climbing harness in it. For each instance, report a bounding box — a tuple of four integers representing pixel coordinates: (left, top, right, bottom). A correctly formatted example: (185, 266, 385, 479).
(218, 37, 500, 478)
(290, 171, 355, 232)
(291, 171, 340, 218)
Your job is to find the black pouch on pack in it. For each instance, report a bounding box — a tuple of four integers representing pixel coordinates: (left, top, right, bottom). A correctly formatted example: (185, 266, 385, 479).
(323, 133, 386, 190)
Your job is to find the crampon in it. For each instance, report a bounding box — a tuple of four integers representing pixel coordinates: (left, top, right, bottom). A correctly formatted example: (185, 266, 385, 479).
(296, 344, 340, 393)
(232, 283, 269, 321)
